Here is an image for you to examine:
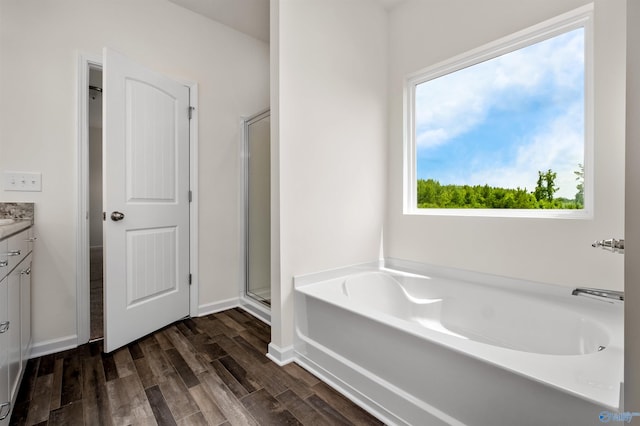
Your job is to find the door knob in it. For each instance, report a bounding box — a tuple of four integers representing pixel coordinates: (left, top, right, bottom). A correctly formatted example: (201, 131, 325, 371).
(111, 211, 125, 221)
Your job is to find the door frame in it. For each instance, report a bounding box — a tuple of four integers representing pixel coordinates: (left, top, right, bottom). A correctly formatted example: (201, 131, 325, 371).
(75, 53, 200, 345)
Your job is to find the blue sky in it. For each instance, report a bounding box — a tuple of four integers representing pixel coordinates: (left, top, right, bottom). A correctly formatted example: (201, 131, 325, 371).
(415, 28, 584, 199)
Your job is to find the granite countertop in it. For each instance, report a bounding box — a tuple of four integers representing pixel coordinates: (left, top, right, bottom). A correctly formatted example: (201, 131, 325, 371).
(0, 218, 33, 240)
(0, 202, 34, 240)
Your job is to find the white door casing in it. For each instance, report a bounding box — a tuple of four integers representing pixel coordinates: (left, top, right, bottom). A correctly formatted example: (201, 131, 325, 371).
(103, 48, 190, 353)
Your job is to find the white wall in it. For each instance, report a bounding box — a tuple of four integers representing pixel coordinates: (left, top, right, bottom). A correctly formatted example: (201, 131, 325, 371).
(0, 0, 269, 347)
(386, 0, 626, 290)
(625, 0, 640, 411)
(271, 0, 388, 353)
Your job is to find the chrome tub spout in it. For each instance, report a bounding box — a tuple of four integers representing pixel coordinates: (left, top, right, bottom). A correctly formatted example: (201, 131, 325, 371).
(571, 287, 624, 301)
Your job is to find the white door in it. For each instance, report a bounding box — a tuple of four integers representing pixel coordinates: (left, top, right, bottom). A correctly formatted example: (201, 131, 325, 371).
(103, 48, 190, 353)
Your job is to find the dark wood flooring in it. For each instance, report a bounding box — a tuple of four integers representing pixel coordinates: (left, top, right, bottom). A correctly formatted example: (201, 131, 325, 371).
(9, 308, 384, 426)
(89, 247, 103, 341)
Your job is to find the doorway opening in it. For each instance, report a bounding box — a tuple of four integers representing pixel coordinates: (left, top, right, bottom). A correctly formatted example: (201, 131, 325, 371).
(77, 52, 200, 350)
(243, 110, 271, 307)
(88, 66, 104, 341)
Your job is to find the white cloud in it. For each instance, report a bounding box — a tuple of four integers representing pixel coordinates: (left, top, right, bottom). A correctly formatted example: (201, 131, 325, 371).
(415, 62, 495, 148)
(463, 103, 584, 199)
(415, 29, 584, 150)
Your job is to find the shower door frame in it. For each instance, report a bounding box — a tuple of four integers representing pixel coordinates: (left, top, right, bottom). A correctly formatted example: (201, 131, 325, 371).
(239, 109, 271, 323)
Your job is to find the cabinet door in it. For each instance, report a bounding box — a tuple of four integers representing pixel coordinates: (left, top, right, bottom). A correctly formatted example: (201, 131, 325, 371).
(0, 276, 9, 425)
(20, 256, 31, 362)
(24, 228, 35, 256)
(7, 264, 20, 402)
(6, 230, 27, 273)
(0, 238, 7, 281)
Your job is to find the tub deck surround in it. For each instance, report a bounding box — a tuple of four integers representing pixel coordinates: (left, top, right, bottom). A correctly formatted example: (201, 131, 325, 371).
(293, 259, 624, 426)
(0, 203, 34, 239)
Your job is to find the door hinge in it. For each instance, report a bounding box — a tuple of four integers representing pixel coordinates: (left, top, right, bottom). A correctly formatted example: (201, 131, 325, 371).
(188, 106, 195, 120)
(188, 273, 192, 285)
(188, 190, 192, 202)
(102, 212, 106, 221)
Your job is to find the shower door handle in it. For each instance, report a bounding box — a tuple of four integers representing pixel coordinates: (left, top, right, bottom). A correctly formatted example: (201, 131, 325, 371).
(111, 211, 125, 222)
(0, 402, 10, 420)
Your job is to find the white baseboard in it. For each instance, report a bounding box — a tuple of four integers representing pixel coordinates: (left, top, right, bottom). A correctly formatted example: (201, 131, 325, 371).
(30, 335, 78, 358)
(267, 342, 295, 366)
(197, 297, 241, 317)
(239, 297, 271, 325)
(30, 300, 269, 359)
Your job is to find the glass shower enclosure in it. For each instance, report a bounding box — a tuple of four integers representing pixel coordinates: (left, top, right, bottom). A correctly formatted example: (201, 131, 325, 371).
(243, 110, 271, 306)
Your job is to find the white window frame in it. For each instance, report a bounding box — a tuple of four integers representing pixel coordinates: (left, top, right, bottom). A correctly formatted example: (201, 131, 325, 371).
(403, 4, 594, 219)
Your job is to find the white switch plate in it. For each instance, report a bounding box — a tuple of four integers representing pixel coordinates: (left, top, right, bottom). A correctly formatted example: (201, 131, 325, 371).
(4, 171, 42, 192)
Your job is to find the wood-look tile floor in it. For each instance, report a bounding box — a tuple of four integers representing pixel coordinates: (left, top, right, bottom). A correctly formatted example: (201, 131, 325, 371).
(89, 247, 103, 341)
(10, 308, 384, 426)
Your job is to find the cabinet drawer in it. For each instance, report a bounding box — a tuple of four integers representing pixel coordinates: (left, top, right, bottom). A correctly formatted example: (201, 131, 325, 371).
(6, 229, 31, 273)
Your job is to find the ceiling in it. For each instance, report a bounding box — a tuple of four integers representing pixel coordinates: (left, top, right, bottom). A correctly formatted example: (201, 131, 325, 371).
(168, 0, 271, 42)
(167, 0, 406, 43)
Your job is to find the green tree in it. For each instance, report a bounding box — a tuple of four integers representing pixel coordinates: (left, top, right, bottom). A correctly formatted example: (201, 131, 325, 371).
(574, 163, 584, 207)
(534, 172, 545, 201)
(416, 174, 574, 210)
(417, 179, 440, 207)
(451, 187, 465, 206)
(534, 169, 558, 202)
(438, 187, 453, 207)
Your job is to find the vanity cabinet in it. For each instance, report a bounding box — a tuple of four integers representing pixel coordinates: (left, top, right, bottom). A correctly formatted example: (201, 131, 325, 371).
(0, 275, 9, 424)
(0, 226, 33, 426)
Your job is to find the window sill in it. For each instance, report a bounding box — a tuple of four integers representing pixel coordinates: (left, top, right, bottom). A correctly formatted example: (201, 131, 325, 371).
(403, 207, 593, 220)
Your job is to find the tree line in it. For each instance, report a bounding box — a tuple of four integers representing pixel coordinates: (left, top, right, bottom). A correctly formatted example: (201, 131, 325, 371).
(417, 166, 584, 209)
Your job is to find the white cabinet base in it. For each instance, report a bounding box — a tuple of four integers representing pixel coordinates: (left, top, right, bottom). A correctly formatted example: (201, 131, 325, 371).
(0, 227, 33, 425)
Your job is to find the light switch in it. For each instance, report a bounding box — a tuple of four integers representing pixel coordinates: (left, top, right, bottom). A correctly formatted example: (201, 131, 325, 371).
(4, 171, 42, 192)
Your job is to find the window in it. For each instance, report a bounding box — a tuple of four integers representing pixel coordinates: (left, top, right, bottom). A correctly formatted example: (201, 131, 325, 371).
(404, 5, 593, 217)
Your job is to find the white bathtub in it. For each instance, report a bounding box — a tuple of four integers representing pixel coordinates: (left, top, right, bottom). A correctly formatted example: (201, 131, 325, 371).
(293, 259, 623, 426)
